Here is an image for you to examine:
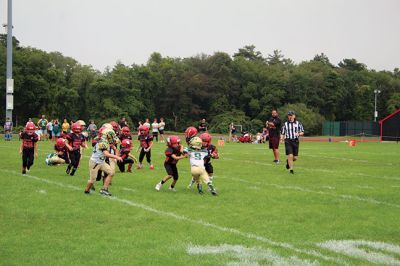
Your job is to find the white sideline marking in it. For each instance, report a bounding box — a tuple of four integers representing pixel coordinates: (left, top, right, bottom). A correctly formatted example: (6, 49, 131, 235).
(356, 185, 374, 190)
(320, 186, 335, 190)
(122, 187, 136, 192)
(1, 169, 345, 265)
(37, 189, 47, 194)
(187, 244, 319, 266)
(218, 176, 400, 209)
(318, 240, 400, 266)
(224, 157, 400, 181)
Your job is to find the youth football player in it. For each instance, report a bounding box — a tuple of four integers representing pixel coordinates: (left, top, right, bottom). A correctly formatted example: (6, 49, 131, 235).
(137, 125, 154, 170)
(155, 136, 187, 192)
(65, 122, 87, 176)
(20, 122, 39, 174)
(117, 139, 136, 173)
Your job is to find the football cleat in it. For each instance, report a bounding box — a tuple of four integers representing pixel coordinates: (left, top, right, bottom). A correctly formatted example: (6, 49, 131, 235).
(100, 188, 112, 196)
(155, 182, 162, 191)
(168, 186, 177, 192)
(150, 165, 154, 170)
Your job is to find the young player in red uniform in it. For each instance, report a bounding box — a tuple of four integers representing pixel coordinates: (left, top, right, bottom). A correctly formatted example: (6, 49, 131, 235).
(46, 138, 70, 165)
(185, 126, 198, 145)
(155, 136, 186, 192)
(119, 127, 132, 143)
(188, 132, 219, 188)
(137, 125, 154, 169)
(19, 122, 39, 174)
(65, 122, 87, 176)
(117, 139, 136, 172)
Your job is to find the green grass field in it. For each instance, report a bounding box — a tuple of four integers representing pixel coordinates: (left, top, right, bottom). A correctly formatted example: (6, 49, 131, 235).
(0, 138, 399, 265)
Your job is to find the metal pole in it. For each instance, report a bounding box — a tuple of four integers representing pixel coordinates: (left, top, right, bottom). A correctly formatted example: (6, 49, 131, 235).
(374, 91, 377, 122)
(5, 0, 13, 121)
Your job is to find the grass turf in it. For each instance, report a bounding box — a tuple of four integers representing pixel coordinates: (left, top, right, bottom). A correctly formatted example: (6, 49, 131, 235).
(0, 138, 399, 265)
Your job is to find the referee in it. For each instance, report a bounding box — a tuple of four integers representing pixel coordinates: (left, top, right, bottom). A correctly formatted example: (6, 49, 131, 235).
(280, 111, 304, 174)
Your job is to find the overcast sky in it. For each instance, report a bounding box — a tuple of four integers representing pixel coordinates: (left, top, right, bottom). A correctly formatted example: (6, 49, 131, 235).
(2, 0, 399, 71)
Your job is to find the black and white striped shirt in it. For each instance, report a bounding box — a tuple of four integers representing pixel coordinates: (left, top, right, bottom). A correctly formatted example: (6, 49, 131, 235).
(281, 121, 304, 140)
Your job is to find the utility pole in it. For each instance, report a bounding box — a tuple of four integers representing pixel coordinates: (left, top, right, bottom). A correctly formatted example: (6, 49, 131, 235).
(374, 89, 381, 122)
(5, 0, 14, 122)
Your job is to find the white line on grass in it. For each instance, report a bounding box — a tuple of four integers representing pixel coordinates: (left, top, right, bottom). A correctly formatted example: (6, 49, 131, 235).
(217, 176, 400, 209)
(1, 169, 346, 265)
(224, 157, 400, 181)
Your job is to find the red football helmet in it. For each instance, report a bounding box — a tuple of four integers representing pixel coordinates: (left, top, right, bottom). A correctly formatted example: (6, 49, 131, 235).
(56, 138, 66, 148)
(25, 122, 36, 134)
(110, 121, 119, 132)
(72, 122, 82, 133)
(121, 126, 130, 135)
(200, 132, 212, 146)
(97, 127, 104, 137)
(139, 125, 149, 135)
(167, 135, 181, 147)
(185, 126, 198, 139)
(121, 139, 132, 148)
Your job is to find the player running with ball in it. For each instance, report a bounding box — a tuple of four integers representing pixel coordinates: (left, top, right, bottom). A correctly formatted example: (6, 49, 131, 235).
(184, 137, 217, 196)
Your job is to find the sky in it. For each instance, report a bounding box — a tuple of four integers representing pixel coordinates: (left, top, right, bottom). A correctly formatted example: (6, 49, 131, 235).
(2, 0, 399, 71)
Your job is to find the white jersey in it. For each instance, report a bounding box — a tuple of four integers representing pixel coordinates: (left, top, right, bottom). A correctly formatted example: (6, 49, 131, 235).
(151, 122, 159, 133)
(90, 141, 109, 164)
(159, 122, 165, 131)
(184, 147, 209, 169)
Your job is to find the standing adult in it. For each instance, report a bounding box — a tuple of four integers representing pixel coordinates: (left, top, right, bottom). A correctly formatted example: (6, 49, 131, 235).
(267, 110, 282, 163)
(198, 118, 208, 133)
(62, 119, 70, 134)
(52, 119, 61, 140)
(151, 118, 159, 142)
(280, 111, 304, 174)
(37, 115, 48, 140)
(87, 120, 97, 140)
(4, 117, 13, 141)
(143, 118, 150, 129)
(119, 117, 128, 128)
(46, 120, 53, 141)
(159, 117, 166, 143)
(229, 122, 237, 142)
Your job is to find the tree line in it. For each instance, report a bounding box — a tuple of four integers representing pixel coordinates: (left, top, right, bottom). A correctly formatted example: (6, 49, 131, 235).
(1, 35, 399, 134)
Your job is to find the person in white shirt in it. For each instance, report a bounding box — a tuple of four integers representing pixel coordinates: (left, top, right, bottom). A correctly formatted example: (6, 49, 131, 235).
(183, 137, 217, 196)
(143, 118, 150, 129)
(151, 118, 159, 142)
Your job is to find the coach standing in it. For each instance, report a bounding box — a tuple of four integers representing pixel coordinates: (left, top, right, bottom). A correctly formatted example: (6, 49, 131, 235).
(280, 111, 304, 174)
(267, 110, 281, 163)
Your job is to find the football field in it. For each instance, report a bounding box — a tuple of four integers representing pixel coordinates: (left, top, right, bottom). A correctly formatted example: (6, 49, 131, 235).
(0, 138, 399, 265)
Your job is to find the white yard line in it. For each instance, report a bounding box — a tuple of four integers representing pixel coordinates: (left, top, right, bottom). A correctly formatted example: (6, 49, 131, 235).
(1, 169, 346, 265)
(217, 176, 400, 209)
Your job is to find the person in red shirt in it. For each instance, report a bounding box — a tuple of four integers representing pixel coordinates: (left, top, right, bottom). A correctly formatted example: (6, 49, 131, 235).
(136, 125, 154, 169)
(155, 136, 186, 192)
(65, 122, 87, 176)
(117, 139, 136, 172)
(19, 122, 39, 174)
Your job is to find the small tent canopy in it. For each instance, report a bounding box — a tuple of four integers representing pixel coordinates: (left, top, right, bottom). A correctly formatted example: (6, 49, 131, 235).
(379, 109, 400, 141)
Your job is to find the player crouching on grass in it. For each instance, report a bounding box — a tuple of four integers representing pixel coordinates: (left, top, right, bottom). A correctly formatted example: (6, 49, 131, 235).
(84, 129, 122, 196)
(20, 122, 39, 174)
(188, 132, 219, 189)
(65, 122, 87, 176)
(45, 138, 70, 166)
(117, 139, 137, 173)
(155, 136, 187, 192)
(184, 137, 217, 196)
(137, 125, 154, 170)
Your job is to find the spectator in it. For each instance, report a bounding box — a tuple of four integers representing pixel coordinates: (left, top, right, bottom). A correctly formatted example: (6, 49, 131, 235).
(151, 118, 159, 142)
(4, 117, 13, 141)
(119, 117, 128, 128)
(37, 115, 48, 141)
(267, 110, 282, 164)
(198, 118, 208, 133)
(87, 120, 97, 140)
(47, 120, 53, 141)
(159, 117, 166, 143)
(229, 122, 237, 142)
(62, 119, 70, 134)
(143, 118, 150, 129)
(52, 119, 61, 140)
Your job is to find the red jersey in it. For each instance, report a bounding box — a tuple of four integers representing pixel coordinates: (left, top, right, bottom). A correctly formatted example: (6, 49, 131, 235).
(119, 134, 132, 142)
(138, 134, 153, 149)
(164, 146, 182, 164)
(66, 133, 85, 151)
(55, 145, 68, 155)
(205, 144, 218, 164)
(119, 147, 132, 160)
(21, 132, 39, 149)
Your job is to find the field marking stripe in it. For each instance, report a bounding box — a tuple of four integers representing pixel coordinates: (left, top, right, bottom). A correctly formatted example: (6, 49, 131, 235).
(224, 157, 400, 181)
(217, 176, 400, 209)
(1, 169, 346, 265)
